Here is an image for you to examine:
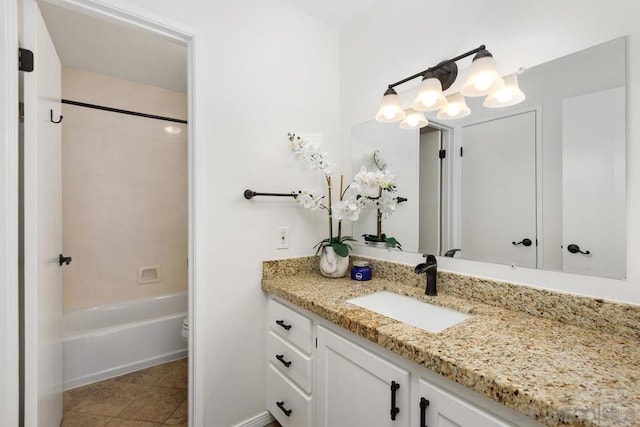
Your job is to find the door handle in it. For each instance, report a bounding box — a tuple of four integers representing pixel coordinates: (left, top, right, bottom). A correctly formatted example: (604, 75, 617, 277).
(275, 320, 292, 330)
(276, 401, 292, 417)
(275, 354, 291, 368)
(512, 238, 532, 247)
(567, 244, 590, 255)
(59, 254, 72, 266)
(390, 381, 400, 420)
(419, 397, 430, 427)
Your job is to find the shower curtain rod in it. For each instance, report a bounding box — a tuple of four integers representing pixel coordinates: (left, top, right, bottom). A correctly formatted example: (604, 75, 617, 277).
(61, 99, 188, 124)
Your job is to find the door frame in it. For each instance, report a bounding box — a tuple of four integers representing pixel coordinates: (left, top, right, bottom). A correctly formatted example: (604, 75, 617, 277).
(0, 0, 20, 426)
(2, 0, 204, 425)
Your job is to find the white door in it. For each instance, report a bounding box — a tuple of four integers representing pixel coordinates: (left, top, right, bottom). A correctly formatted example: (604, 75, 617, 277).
(418, 129, 441, 254)
(460, 111, 537, 268)
(22, 0, 63, 425)
(418, 379, 511, 427)
(316, 326, 410, 427)
(562, 87, 626, 279)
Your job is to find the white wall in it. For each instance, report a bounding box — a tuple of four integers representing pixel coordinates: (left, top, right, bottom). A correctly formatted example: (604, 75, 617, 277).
(79, 0, 340, 425)
(340, 0, 640, 304)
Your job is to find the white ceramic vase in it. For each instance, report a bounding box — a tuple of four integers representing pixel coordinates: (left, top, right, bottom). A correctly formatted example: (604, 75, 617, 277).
(319, 246, 349, 278)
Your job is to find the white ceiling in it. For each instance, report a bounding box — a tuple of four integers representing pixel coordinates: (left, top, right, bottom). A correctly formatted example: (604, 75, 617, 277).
(38, 2, 187, 93)
(280, 0, 381, 28)
(37, 0, 378, 93)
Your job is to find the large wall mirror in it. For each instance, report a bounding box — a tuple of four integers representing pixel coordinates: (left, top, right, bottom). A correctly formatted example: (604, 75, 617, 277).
(351, 37, 626, 280)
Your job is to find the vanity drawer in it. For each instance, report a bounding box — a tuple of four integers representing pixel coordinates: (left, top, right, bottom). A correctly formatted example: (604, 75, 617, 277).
(268, 298, 313, 354)
(267, 364, 312, 427)
(268, 331, 312, 394)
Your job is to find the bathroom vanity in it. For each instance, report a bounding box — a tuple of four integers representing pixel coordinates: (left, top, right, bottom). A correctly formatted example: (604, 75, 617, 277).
(262, 257, 640, 427)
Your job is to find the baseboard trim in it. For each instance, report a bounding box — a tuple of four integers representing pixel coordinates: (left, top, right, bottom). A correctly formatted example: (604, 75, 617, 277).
(63, 349, 188, 390)
(232, 410, 275, 427)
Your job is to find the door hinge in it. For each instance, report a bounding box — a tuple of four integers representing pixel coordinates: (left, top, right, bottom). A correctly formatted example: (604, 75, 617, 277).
(19, 102, 24, 123)
(315, 337, 317, 348)
(460, 146, 464, 157)
(19, 48, 34, 72)
(439, 149, 446, 159)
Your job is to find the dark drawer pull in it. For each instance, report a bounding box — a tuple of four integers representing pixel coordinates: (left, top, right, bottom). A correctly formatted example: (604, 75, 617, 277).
(390, 381, 400, 420)
(420, 397, 430, 427)
(276, 401, 292, 417)
(275, 320, 292, 330)
(275, 354, 292, 368)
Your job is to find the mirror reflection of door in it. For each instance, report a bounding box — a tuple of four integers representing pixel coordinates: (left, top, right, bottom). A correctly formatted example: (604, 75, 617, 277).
(562, 87, 625, 278)
(418, 128, 442, 255)
(460, 111, 537, 268)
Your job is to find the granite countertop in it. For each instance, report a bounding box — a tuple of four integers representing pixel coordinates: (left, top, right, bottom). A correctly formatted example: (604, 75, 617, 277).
(261, 259, 640, 427)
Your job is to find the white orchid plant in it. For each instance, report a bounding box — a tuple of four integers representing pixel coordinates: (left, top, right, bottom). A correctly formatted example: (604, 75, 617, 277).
(353, 150, 403, 249)
(289, 133, 403, 255)
(289, 132, 364, 257)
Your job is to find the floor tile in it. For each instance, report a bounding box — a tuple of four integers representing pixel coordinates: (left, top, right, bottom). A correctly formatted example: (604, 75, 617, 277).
(68, 381, 150, 417)
(163, 400, 187, 425)
(60, 412, 112, 427)
(117, 386, 187, 423)
(155, 362, 188, 389)
(106, 419, 162, 427)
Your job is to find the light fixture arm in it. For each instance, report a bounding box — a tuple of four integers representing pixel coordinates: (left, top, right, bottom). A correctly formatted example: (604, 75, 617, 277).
(387, 44, 486, 90)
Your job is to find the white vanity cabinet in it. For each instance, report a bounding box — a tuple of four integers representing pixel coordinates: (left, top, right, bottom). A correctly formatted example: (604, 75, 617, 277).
(266, 299, 314, 426)
(316, 326, 411, 427)
(417, 379, 512, 427)
(266, 296, 542, 427)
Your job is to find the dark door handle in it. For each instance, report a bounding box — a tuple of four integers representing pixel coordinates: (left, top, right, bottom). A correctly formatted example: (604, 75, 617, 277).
(275, 320, 291, 330)
(420, 397, 430, 427)
(276, 401, 292, 417)
(275, 354, 291, 368)
(59, 254, 72, 266)
(512, 238, 532, 247)
(390, 381, 400, 420)
(567, 244, 590, 255)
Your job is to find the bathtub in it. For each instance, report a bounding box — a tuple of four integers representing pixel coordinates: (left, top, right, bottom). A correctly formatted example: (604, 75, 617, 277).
(63, 292, 188, 390)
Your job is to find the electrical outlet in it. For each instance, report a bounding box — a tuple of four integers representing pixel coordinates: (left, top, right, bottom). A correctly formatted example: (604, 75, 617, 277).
(277, 226, 289, 249)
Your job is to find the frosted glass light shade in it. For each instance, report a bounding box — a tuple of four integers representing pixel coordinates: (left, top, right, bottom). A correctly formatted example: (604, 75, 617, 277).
(483, 73, 526, 108)
(436, 93, 471, 120)
(375, 88, 406, 122)
(461, 55, 504, 97)
(411, 77, 448, 112)
(400, 108, 428, 129)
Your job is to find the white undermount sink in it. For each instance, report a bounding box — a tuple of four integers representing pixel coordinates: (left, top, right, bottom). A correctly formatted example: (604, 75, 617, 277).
(346, 291, 470, 333)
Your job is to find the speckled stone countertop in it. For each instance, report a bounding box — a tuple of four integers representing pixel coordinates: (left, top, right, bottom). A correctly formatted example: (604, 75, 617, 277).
(262, 256, 640, 427)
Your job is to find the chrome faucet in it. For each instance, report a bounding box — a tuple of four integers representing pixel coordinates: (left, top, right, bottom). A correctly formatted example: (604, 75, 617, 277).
(415, 254, 437, 296)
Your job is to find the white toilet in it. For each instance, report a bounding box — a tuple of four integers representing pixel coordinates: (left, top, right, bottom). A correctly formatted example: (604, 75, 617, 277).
(181, 317, 189, 343)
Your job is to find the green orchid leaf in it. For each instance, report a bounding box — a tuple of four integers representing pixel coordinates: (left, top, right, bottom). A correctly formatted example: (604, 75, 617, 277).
(331, 242, 349, 257)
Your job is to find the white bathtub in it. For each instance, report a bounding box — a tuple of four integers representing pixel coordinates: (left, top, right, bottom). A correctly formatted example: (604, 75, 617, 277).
(63, 292, 188, 390)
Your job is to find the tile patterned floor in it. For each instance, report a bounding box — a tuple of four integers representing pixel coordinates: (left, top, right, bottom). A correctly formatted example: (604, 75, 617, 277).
(61, 358, 188, 427)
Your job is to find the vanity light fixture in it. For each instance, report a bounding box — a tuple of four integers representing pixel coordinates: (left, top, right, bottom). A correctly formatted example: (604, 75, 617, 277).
(483, 73, 526, 108)
(375, 87, 406, 122)
(400, 108, 429, 129)
(375, 45, 525, 128)
(436, 93, 471, 120)
(460, 49, 504, 96)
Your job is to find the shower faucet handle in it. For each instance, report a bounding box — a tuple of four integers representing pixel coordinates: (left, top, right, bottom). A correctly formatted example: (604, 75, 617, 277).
(59, 253, 72, 266)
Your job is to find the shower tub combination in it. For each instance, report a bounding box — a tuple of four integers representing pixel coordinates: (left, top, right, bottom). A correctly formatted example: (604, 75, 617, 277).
(63, 291, 188, 390)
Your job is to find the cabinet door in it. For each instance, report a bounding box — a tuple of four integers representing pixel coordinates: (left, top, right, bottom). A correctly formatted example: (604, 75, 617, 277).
(316, 326, 410, 427)
(418, 379, 511, 427)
